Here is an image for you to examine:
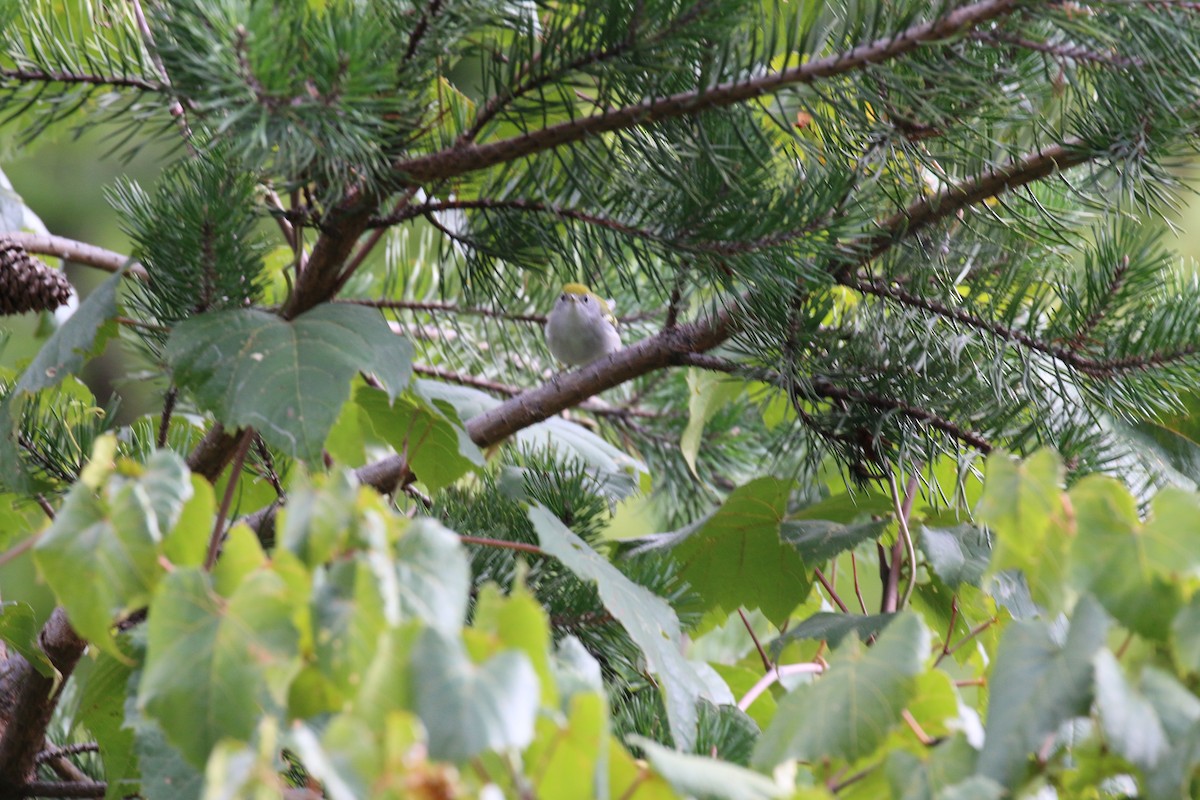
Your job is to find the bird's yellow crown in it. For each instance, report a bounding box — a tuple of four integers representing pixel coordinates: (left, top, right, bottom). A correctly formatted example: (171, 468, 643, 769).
(559, 282, 616, 321)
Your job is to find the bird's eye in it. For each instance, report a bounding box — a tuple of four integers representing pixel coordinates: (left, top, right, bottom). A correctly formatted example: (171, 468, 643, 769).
(561, 293, 567, 301)
(582, 295, 590, 303)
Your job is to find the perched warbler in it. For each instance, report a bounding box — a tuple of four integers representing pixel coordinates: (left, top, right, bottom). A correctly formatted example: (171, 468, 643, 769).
(545, 283, 621, 366)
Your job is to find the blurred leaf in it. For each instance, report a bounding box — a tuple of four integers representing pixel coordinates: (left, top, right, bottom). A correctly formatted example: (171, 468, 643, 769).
(34, 474, 166, 657)
(978, 449, 1068, 611)
(1171, 594, 1200, 674)
(528, 692, 609, 800)
(769, 612, 896, 655)
(356, 386, 483, 492)
(664, 477, 810, 625)
(411, 628, 538, 761)
(420, 380, 645, 500)
(394, 517, 470, 636)
(0, 269, 121, 491)
(1093, 649, 1169, 769)
(754, 613, 929, 768)
(977, 596, 1108, 788)
(781, 518, 888, 564)
(1142, 488, 1200, 579)
(0, 601, 53, 676)
(530, 504, 713, 751)
(165, 305, 412, 461)
(632, 735, 788, 800)
(139, 567, 300, 767)
(681, 369, 742, 479)
(1069, 475, 1181, 640)
(918, 523, 991, 588)
(71, 651, 136, 798)
(473, 581, 558, 708)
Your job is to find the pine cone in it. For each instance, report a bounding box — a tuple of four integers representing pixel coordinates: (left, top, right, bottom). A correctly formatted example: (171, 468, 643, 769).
(0, 237, 73, 315)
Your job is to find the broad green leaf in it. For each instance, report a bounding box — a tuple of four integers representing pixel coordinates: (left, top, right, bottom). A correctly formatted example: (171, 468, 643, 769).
(0, 601, 53, 677)
(308, 558, 387, 708)
(918, 523, 991, 588)
(769, 612, 896, 655)
(977, 595, 1108, 788)
(884, 735, 979, 800)
(1140, 667, 1200, 740)
(162, 475, 215, 568)
(0, 269, 121, 490)
(781, 518, 888, 564)
(1093, 649, 1169, 769)
(292, 710, 437, 800)
(790, 491, 894, 524)
(666, 477, 810, 625)
(753, 612, 929, 768)
(34, 479, 163, 656)
(527, 692, 609, 800)
(1171, 594, 1200, 674)
(681, 368, 742, 478)
(139, 568, 300, 767)
(632, 736, 788, 800)
(420, 380, 646, 499)
(472, 581, 558, 707)
(1143, 720, 1200, 800)
(277, 470, 359, 568)
(552, 635, 605, 702)
(1070, 475, 1181, 639)
(129, 709, 204, 800)
(356, 386, 483, 492)
(411, 628, 538, 761)
(165, 305, 413, 461)
(977, 449, 1068, 610)
(936, 776, 1005, 800)
(71, 651, 136, 800)
(1142, 488, 1200, 578)
(609, 738, 680, 800)
(393, 517, 470, 635)
(137, 450, 193, 534)
(530, 505, 713, 751)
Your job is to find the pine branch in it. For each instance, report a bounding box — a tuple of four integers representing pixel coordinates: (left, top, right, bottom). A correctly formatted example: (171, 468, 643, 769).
(394, 0, 1018, 182)
(966, 30, 1139, 67)
(0, 67, 161, 91)
(413, 363, 663, 419)
(461, 0, 711, 142)
(679, 353, 994, 453)
(854, 139, 1092, 269)
(373, 198, 828, 255)
(842, 273, 1199, 379)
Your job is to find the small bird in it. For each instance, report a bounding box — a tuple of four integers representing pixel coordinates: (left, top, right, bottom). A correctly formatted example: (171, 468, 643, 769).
(545, 283, 622, 367)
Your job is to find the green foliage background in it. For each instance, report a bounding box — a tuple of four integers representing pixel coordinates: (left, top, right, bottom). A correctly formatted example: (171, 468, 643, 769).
(2, 1, 1200, 799)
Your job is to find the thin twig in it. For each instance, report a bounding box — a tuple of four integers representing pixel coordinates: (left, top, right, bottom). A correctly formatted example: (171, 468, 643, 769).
(34, 494, 55, 521)
(736, 662, 825, 711)
(814, 567, 851, 613)
(3, 233, 146, 281)
(457, 534, 543, 555)
(738, 608, 773, 672)
(889, 469, 920, 609)
(129, 0, 195, 152)
(934, 596, 960, 667)
(205, 429, 255, 570)
(850, 552, 868, 614)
